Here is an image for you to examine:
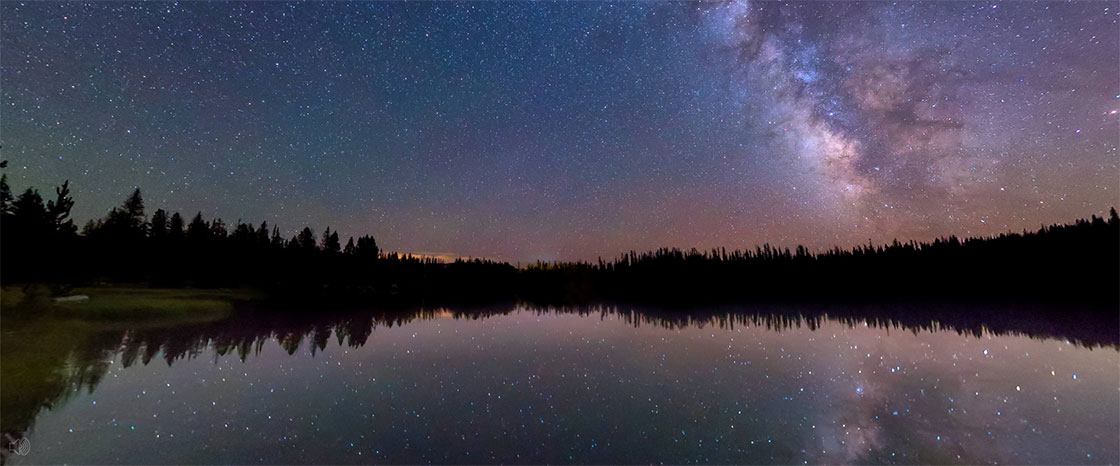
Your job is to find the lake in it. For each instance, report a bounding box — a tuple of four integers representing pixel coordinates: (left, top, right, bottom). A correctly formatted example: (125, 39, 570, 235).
(3, 303, 1117, 464)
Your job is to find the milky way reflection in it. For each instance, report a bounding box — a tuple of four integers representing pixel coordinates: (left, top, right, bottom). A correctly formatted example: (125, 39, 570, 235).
(7, 306, 1118, 464)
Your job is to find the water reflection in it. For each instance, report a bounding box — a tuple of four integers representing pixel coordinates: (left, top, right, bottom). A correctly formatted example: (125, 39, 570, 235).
(2, 302, 1117, 464)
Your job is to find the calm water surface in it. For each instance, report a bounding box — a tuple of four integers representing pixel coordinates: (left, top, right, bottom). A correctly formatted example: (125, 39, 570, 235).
(5, 305, 1118, 464)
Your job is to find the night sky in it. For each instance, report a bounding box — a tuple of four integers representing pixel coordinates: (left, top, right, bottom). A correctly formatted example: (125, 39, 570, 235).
(2, 1, 1116, 262)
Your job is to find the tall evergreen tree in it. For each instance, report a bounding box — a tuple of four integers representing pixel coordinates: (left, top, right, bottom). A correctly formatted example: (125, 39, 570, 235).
(322, 227, 341, 254)
(355, 235, 379, 259)
(168, 212, 185, 239)
(12, 188, 48, 231)
(257, 221, 270, 246)
(270, 226, 285, 249)
(210, 218, 227, 239)
(0, 174, 13, 217)
(123, 188, 144, 223)
(150, 209, 169, 239)
(297, 227, 316, 251)
(231, 221, 252, 243)
(187, 212, 209, 241)
(46, 180, 76, 236)
(101, 188, 147, 239)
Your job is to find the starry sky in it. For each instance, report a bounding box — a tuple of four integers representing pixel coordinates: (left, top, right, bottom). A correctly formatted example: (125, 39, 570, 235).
(1, 1, 1117, 262)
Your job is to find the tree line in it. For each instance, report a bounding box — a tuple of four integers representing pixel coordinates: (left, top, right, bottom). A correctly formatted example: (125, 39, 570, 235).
(2, 174, 1117, 306)
(520, 212, 1118, 306)
(0, 174, 515, 302)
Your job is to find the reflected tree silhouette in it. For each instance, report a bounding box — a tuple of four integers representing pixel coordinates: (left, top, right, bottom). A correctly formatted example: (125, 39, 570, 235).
(3, 300, 1116, 459)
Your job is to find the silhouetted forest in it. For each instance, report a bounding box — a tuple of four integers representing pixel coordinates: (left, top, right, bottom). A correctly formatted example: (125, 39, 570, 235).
(2, 175, 1117, 306)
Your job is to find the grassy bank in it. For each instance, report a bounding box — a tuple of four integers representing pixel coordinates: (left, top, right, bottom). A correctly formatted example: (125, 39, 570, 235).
(1, 285, 261, 441)
(1, 285, 261, 324)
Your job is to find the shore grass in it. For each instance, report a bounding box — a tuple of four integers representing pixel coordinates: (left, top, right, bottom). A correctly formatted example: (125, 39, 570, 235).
(1, 285, 261, 323)
(1, 286, 264, 438)
(0, 286, 30, 309)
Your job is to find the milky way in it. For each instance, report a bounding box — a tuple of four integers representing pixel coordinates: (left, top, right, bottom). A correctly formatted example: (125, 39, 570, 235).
(1, 1, 1116, 261)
